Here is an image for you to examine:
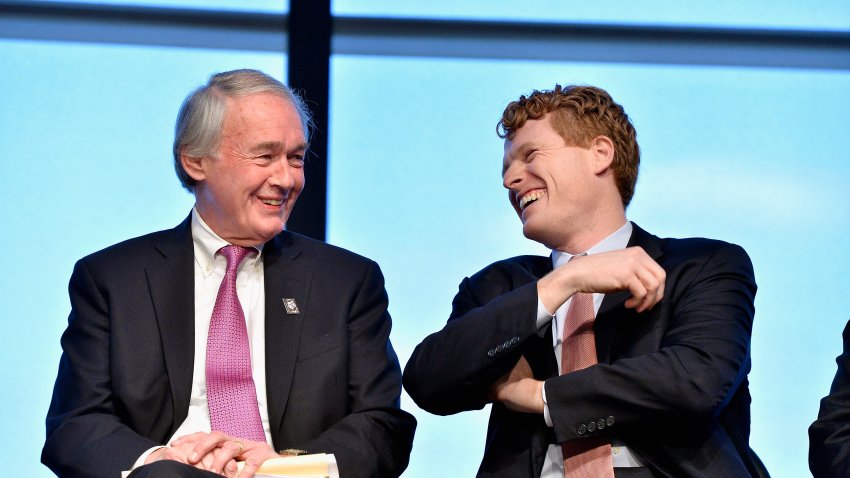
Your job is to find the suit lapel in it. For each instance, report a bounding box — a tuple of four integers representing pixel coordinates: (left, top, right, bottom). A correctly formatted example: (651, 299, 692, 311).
(595, 222, 663, 362)
(262, 232, 312, 447)
(145, 215, 195, 434)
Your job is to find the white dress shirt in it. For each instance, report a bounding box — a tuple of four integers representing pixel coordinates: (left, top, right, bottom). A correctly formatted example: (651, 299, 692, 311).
(133, 209, 272, 467)
(535, 221, 646, 476)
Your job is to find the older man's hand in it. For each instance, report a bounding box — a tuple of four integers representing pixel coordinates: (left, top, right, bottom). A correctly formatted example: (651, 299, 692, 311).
(171, 431, 280, 478)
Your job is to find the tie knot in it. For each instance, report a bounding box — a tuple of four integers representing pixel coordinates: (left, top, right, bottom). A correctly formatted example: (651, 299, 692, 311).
(218, 245, 253, 272)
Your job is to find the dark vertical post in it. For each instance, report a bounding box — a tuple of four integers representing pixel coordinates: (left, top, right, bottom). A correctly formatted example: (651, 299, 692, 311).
(286, 0, 330, 241)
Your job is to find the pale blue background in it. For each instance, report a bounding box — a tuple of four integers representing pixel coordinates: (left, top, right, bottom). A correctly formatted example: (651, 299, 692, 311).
(1, 2, 849, 477)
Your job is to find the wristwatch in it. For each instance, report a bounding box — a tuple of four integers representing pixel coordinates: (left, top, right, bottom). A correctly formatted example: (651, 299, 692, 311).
(279, 448, 307, 456)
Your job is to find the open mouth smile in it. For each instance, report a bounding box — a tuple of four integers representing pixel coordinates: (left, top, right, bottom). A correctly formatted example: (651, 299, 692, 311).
(518, 189, 546, 211)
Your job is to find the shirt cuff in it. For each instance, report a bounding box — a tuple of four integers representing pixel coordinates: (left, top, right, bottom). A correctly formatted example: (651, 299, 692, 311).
(542, 382, 553, 427)
(132, 446, 166, 470)
(536, 297, 556, 335)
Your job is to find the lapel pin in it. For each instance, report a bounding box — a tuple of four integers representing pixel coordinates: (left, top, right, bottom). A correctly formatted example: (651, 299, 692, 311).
(282, 298, 300, 315)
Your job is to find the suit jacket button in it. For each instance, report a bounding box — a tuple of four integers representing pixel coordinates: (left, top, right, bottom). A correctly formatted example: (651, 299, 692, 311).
(606, 416, 615, 427)
(587, 421, 597, 433)
(510, 336, 520, 345)
(597, 419, 606, 430)
(487, 349, 496, 358)
(577, 424, 587, 435)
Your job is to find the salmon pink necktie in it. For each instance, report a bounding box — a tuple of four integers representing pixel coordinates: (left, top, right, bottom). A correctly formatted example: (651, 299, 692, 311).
(560, 286, 614, 478)
(205, 245, 266, 442)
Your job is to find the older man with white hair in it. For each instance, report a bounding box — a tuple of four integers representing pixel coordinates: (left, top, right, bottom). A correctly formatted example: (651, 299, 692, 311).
(43, 69, 415, 478)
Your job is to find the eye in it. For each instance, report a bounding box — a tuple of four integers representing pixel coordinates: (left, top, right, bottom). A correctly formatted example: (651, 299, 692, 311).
(524, 150, 537, 163)
(289, 154, 305, 168)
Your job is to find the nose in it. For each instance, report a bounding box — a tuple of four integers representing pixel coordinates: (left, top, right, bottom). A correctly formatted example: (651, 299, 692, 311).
(502, 160, 524, 191)
(269, 160, 297, 190)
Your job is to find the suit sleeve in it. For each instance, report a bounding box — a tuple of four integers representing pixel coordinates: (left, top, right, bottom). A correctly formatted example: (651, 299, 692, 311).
(42, 259, 159, 478)
(809, 319, 850, 478)
(301, 260, 416, 478)
(545, 242, 756, 443)
(403, 263, 543, 415)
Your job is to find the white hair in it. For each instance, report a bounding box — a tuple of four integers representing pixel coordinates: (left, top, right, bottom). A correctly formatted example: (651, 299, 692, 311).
(172, 69, 312, 191)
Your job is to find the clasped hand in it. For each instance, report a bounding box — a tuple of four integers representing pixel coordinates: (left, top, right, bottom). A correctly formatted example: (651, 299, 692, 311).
(146, 431, 280, 478)
(538, 246, 665, 314)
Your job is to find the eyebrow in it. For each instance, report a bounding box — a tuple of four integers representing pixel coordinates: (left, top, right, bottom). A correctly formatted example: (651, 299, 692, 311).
(250, 141, 309, 153)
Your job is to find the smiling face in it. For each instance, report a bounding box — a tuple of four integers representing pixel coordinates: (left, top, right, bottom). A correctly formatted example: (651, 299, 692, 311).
(182, 92, 308, 246)
(502, 114, 623, 252)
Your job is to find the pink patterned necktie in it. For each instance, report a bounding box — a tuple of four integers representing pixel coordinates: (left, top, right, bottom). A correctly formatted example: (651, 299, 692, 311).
(561, 284, 614, 477)
(205, 245, 266, 442)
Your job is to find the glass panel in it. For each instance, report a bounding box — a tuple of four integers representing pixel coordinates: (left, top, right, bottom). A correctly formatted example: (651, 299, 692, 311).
(333, 0, 850, 32)
(328, 54, 850, 477)
(0, 38, 285, 477)
(32, 0, 287, 13)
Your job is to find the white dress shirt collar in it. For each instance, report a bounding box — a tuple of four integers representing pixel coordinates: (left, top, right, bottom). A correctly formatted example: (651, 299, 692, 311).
(191, 208, 263, 277)
(551, 221, 633, 270)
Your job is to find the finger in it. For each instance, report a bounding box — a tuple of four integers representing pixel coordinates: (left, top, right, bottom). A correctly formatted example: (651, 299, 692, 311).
(624, 276, 648, 310)
(642, 266, 666, 312)
(633, 267, 661, 312)
(654, 266, 666, 305)
(199, 452, 215, 471)
(224, 459, 239, 478)
(162, 446, 193, 464)
(171, 431, 208, 447)
(239, 459, 262, 478)
(188, 431, 231, 464)
(209, 440, 242, 475)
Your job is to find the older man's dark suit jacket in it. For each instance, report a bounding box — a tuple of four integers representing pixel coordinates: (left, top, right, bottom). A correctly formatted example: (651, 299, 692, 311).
(43, 216, 416, 478)
(403, 223, 761, 477)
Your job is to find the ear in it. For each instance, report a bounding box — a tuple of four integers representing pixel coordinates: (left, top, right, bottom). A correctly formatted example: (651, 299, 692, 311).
(589, 135, 615, 175)
(180, 152, 207, 182)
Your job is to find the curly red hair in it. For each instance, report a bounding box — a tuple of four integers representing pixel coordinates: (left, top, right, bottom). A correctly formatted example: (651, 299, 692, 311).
(498, 85, 640, 207)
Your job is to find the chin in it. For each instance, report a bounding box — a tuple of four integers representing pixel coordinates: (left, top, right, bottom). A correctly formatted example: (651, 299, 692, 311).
(521, 223, 545, 244)
(252, 222, 285, 241)
(523, 222, 560, 249)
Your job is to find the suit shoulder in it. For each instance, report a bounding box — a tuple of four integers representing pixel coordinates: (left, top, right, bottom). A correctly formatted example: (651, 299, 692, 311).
(78, 226, 183, 267)
(656, 235, 755, 284)
(473, 254, 550, 274)
(660, 236, 751, 262)
(284, 231, 378, 269)
(465, 254, 550, 286)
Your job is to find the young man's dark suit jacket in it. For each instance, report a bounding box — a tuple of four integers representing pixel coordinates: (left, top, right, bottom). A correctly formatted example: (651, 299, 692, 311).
(809, 318, 850, 477)
(43, 215, 416, 478)
(403, 223, 762, 477)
